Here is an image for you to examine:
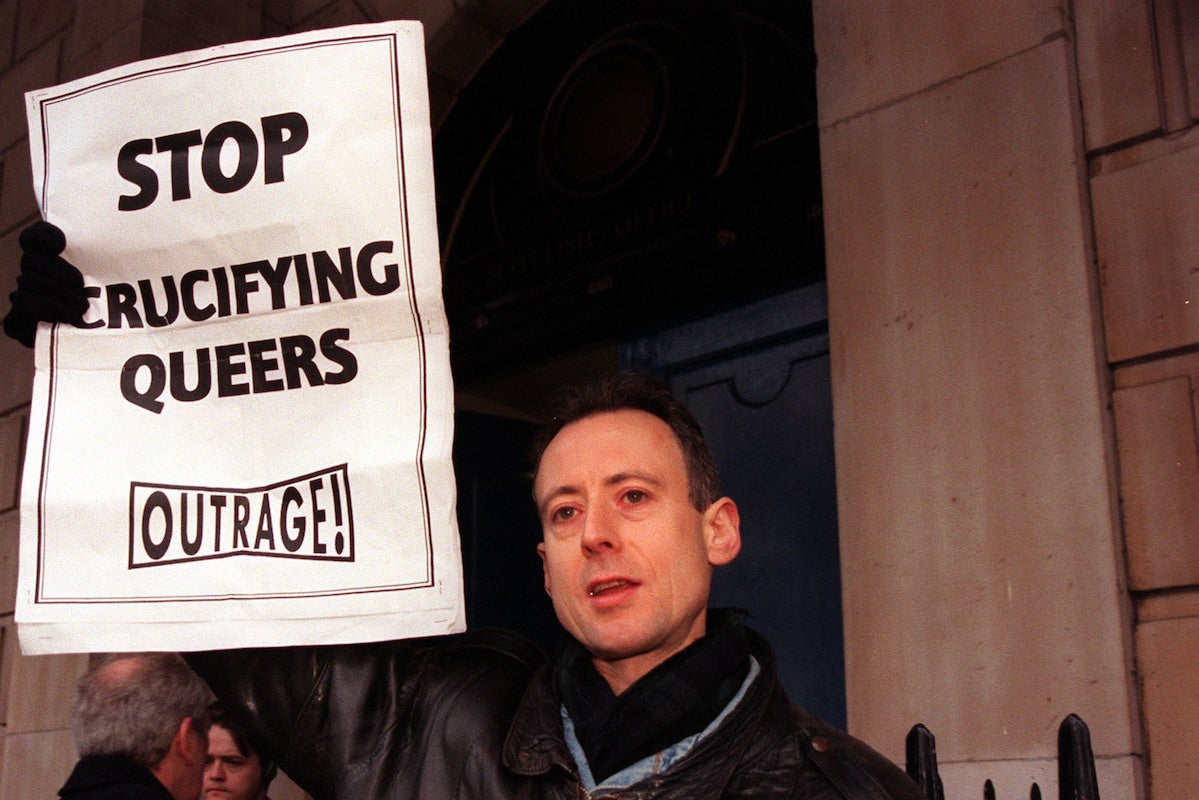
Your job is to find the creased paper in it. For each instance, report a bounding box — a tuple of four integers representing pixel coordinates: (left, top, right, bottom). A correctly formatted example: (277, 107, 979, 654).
(17, 22, 464, 654)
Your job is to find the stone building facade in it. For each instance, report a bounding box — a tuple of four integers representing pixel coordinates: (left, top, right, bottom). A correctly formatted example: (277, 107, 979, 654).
(0, 2, 1195, 798)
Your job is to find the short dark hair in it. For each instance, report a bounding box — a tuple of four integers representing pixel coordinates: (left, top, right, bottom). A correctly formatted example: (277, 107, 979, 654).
(532, 371, 721, 510)
(209, 704, 278, 788)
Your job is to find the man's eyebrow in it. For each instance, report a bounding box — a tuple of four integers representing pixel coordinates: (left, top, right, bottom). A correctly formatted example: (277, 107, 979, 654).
(535, 484, 580, 515)
(605, 471, 663, 488)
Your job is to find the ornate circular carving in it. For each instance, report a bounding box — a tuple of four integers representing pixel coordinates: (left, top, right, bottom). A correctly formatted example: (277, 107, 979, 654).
(537, 38, 669, 198)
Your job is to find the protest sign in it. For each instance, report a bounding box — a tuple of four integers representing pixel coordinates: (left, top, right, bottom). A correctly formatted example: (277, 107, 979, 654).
(16, 21, 465, 654)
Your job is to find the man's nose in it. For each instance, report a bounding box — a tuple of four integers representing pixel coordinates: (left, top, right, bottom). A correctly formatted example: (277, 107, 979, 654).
(580, 504, 619, 554)
(206, 762, 226, 781)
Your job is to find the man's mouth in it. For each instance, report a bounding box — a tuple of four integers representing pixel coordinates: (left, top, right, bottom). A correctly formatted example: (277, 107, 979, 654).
(588, 579, 633, 597)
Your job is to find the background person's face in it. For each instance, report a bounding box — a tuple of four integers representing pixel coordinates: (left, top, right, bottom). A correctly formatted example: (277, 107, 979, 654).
(203, 725, 265, 800)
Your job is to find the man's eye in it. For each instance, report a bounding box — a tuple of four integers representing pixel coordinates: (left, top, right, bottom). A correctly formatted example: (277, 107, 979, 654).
(551, 506, 576, 522)
(624, 489, 646, 503)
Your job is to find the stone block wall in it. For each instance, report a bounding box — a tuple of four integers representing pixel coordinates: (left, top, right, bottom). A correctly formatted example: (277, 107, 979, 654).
(1083, 1, 1199, 797)
(817, 8, 1140, 797)
(815, 1, 1198, 798)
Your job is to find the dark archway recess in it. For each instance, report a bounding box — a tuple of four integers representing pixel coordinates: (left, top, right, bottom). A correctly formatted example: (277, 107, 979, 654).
(434, 0, 822, 383)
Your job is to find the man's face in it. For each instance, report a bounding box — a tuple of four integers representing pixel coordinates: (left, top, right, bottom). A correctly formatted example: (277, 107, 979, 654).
(203, 725, 266, 800)
(535, 409, 740, 692)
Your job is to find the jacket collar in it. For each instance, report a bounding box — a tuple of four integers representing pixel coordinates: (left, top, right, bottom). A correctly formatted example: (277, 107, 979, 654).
(502, 661, 577, 777)
(502, 626, 782, 788)
(59, 754, 175, 799)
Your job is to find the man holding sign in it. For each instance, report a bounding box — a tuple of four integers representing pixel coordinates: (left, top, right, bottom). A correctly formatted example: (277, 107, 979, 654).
(8, 255, 921, 798)
(6, 20, 924, 800)
(186, 371, 925, 799)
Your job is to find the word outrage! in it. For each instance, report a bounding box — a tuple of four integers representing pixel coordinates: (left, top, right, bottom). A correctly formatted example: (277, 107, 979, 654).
(129, 465, 355, 567)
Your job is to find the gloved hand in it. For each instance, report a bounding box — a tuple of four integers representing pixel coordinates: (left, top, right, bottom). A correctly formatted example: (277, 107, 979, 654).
(3, 221, 88, 347)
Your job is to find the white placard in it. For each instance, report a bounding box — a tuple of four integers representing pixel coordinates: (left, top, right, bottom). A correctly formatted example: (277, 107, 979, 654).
(16, 22, 465, 654)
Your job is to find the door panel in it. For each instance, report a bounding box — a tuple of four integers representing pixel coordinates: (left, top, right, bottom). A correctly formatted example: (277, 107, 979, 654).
(454, 411, 564, 652)
(622, 284, 846, 728)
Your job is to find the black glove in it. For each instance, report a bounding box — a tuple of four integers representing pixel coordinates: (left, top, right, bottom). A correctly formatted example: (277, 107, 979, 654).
(3, 221, 88, 347)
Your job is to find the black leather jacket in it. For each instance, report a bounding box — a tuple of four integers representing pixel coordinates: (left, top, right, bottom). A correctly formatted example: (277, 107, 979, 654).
(186, 627, 923, 800)
(58, 755, 176, 800)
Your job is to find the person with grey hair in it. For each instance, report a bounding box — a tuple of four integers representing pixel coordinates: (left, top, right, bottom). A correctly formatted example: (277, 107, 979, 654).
(59, 652, 214, 800)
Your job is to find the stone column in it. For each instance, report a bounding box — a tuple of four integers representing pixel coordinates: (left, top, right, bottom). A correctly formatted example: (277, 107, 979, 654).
(813, 3, 1142, 797)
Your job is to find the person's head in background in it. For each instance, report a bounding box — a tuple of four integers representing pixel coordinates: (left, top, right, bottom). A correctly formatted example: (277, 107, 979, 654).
(204, 704, 277, 800)
(72, 652, 213, 800)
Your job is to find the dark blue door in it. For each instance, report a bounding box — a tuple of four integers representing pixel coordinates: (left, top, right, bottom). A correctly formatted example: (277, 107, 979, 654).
(621, 283, 845, 728)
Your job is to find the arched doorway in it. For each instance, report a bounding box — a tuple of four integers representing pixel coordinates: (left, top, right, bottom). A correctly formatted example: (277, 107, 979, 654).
(436, 0, 823, 386)
(436, 0, 843, 726)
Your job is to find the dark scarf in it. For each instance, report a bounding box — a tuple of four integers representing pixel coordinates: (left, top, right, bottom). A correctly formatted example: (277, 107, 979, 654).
(557, 608, 751, 784)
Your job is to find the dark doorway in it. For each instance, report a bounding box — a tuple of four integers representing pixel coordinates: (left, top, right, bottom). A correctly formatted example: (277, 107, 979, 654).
(453, 410, 563, 652)
(435, 0, 823, 383)
(623, 285, 845, 727)
(438, 0, 842, 725)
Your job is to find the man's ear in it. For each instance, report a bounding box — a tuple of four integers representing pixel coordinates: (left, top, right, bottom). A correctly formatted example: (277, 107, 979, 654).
(174, 716, 205, 766)
(703, 497, 741, 566)
(536, 542, 551, 595)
